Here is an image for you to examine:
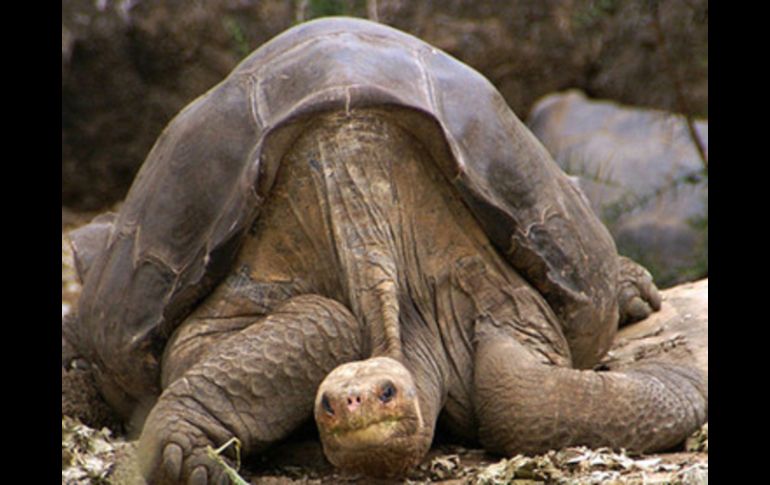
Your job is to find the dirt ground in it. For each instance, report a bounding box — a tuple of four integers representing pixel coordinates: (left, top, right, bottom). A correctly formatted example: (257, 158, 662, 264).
(62, 415, 707, 484)
(61, 212, 708, 485)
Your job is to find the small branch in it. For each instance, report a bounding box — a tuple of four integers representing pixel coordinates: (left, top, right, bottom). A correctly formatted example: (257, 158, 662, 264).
(206, 437, 249, 485)
(295, 0, 308, 23)
(368, 0, 379, 22)
(648, 0, 708, 171)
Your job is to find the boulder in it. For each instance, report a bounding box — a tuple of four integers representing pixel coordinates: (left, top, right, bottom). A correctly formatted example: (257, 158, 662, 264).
(604, 278, 707, 377)
(528, 90, 707, 287)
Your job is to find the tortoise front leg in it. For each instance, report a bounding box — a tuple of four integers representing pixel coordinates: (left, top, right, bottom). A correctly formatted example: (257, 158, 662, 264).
(472, 335, 707, 456)
(137, 295, 363, 485)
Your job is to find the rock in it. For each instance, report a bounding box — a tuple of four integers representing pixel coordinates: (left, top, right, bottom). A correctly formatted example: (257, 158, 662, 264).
(528, 90, 707, 287)
(602, 278, 708, 376)
(62, 0, 297, 210)
(61, 416, 141, 485)
(686, 423, 708, 453)
(62, 365, 122, 432)
(62, 218, 122, 432)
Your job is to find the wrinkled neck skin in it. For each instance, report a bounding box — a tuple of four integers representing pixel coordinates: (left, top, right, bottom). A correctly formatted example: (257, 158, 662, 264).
(291, 110, 452, 476)
(395, 296, 453, 452)
(399, 325, 447, 455)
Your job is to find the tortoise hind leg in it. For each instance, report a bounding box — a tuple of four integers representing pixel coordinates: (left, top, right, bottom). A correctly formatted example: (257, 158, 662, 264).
(472, 280, 707, 458)
(137, 295, 363, 485)
(473, 336, 706, 456)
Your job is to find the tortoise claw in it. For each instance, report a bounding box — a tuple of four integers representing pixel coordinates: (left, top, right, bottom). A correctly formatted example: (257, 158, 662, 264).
(189, 465, 208, 485)
(618, 256, 661, 325)
(624, 296, 653, 322)
(149, 438, 231, 485)
(162, 443, 183, 482)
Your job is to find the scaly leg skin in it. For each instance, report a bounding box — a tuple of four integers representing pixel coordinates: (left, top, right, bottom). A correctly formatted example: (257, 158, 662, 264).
(473, 336, 707, 456)
(137, 295, 363, 485)
(617, 256, 662, 326)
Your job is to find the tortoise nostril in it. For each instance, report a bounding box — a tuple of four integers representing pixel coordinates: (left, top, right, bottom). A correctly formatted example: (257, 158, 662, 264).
(346, 394, 362, 412)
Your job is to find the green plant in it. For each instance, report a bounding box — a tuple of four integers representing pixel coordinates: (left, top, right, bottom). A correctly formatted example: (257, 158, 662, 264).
(573, 0, 620, 28)
(300, 0, 368, 20)
(559, 149, 708, 287)
(222, 16, 251, 59)
(207, 437, 249, 485)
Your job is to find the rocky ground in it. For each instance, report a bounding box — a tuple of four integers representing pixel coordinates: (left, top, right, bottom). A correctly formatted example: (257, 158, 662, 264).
(62, 413, 707, 485)
(62, 213, 708, 485)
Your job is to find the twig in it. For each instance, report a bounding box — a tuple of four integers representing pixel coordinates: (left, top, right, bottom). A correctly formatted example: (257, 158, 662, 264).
(206, 437, 249, 485)
(368, 0, 379, 22)
(295, 0, 308, 23)
(648, 0, 708, 171)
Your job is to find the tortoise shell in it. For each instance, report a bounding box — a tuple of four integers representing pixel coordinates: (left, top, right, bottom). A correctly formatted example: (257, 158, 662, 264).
(75, 17, 618, 406)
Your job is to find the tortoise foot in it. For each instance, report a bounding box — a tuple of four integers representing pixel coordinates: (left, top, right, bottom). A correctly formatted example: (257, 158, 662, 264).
(137, 387, 236, 485)
(158, 441, 232, 485)
(617, 256, 662, 325)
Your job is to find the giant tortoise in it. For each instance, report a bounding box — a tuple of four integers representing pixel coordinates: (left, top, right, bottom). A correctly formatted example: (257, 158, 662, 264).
(66, 17, 708, 484)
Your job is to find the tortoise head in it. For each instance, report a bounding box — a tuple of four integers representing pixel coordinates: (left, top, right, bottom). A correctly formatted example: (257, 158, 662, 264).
(314, 357, 428, 477)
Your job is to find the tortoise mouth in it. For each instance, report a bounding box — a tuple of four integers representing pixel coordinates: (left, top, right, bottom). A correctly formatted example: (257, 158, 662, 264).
(329, 416, 409, 437)
(320, 414, 426, 478)
(326, 415, 417, 443)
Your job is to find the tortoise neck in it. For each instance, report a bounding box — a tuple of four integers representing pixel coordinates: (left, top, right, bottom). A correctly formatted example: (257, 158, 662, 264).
(286, 110, 412, 359)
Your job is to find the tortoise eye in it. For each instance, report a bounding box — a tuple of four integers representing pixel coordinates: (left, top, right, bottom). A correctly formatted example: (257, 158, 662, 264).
(379, 382, 396, 403)
(321, 394, 334, 415)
